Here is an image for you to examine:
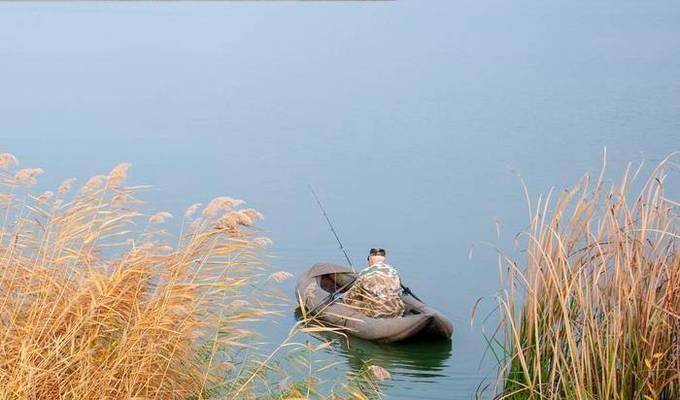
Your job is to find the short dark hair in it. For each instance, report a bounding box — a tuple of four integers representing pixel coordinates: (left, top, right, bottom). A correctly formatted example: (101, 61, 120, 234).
(369, 248, 386, 256)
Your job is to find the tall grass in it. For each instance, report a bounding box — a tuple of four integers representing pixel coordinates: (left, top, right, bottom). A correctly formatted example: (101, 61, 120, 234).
(0, 153, 289, 399)
(492, 154, 679, 400)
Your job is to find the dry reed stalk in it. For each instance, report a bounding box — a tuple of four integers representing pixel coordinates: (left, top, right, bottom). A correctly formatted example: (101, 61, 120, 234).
(493, 154, 679, 400)
(0, 155, 275, 400)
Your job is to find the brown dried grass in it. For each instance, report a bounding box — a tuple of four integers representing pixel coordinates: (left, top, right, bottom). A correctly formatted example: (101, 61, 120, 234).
(492, 153, 680, 399)
(0, 156, 273, 399)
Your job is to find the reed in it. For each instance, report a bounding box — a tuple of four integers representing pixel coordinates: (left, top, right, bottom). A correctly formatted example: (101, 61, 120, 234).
(0, 153, 291, 399)
(492, 154, 680, 399)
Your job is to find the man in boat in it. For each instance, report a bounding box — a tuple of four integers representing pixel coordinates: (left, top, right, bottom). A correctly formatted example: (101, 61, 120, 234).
(344, 248, 405, 318)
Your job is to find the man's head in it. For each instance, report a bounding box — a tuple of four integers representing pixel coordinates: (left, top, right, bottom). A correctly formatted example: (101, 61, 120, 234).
(368, 248, 386, 265)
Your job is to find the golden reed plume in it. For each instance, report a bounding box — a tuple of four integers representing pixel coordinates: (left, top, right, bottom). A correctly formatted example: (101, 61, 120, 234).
(0, 153, 274, 399)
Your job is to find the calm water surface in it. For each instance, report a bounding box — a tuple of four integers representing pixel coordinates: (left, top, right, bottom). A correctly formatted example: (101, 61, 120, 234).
(1, 1, 679, 398)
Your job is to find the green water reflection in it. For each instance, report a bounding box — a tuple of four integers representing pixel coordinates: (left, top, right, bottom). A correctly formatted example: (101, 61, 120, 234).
(294, 309, 452, 383)
(331, 335, 453, 381)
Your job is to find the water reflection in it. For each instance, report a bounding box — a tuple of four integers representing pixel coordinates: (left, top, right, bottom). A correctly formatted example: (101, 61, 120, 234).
(294, 309, 453, 383)
(331, 335, 453, 382)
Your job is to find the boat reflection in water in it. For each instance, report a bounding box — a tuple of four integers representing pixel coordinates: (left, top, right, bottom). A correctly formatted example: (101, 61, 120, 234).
(294, 308, 453, 383)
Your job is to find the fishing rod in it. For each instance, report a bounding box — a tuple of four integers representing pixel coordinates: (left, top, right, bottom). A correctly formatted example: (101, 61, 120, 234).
(310, 187, 355, 272)
(308, 187, 357, 315)
(309, 188, 423, 312)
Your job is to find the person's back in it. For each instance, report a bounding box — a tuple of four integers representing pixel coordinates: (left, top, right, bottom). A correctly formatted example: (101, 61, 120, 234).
(344, 248, 405, 318)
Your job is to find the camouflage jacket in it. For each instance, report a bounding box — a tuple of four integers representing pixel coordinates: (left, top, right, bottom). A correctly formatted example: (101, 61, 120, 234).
(344, 262, 405, 318)
(355, 262, 402, 296)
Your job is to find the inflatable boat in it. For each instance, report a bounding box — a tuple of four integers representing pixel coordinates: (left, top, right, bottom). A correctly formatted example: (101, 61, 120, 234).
(296, 263, 453, 343)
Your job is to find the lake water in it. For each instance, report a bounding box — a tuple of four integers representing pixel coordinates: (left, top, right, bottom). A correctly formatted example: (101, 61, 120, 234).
(1, 1, 678, 398)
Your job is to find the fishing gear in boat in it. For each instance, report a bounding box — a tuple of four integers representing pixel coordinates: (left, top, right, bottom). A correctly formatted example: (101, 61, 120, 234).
(308, 187, 356, 315)
(400, 285, 421, 302)
(308, 275, 356, 316)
